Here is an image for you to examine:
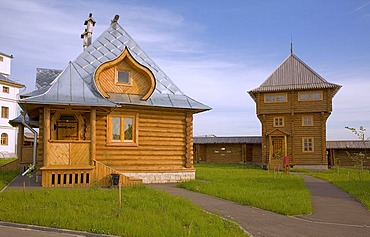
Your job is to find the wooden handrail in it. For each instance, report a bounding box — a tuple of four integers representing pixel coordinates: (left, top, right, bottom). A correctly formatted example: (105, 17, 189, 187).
(93, 160, 142, 187)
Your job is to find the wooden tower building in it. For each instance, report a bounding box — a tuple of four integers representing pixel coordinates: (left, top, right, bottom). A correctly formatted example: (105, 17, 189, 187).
(249, 52, 341, 169)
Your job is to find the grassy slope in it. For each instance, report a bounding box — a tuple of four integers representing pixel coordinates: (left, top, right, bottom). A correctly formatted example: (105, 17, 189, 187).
(178, 164, 312, 215)
(0, 170, 18, 190)
(0, 186, 247, 237)
(0, 158, 17, 167)
(309, 168, 370, 209)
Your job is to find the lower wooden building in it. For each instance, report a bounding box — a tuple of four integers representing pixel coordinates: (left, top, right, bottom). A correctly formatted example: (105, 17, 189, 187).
(327, 141, 370, 168)
(194, 136, 262, 164)
(194, 137, 370, 168)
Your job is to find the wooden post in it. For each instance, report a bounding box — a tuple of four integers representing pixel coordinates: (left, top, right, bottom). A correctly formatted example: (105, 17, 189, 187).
(185, 113, 193, 168)
(17, 124, 24, 162)
(321, 112, 326, 165)
(90, 107, 96, 165)
(44, 106, 50, 167)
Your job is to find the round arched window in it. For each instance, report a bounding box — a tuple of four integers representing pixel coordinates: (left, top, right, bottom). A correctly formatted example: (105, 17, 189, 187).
(1, 133, 8, 145)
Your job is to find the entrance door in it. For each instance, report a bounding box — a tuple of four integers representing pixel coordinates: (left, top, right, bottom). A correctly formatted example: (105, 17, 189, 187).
(270, 136, 285, 168)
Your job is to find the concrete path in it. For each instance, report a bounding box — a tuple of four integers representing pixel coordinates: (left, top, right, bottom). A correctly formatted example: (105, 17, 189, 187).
(150, 175, 370, 237)
(0, 221, 117, 237)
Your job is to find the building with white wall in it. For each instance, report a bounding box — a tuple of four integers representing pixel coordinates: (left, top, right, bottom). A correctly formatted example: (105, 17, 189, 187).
(0, 51, 24, 158)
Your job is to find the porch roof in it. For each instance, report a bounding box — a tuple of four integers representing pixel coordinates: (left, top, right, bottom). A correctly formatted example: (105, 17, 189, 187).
(19, 62, 116, 107)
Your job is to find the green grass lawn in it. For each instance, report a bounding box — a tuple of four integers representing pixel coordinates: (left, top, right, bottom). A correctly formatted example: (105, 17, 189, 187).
(0, 158, 17, 167)
(0, 186, 247, 237)
(308, 168, 370, 209)
(178, 164, 312, 215)
(0, 170, 18, 190)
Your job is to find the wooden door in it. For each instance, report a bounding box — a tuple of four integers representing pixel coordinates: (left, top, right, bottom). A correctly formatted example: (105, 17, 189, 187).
(271, 137, 285, 168)
(57, 121, 78, 140)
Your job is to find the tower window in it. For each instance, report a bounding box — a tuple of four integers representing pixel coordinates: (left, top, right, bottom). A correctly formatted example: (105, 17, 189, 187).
(273, 117, 284, 127)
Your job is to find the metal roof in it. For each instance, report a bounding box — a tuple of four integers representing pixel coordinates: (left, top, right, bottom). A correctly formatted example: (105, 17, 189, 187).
(8, 113, 39, 127)
(194, 136, 262, 144)
(35, 68, 62, 89)
(326, 141, 370, 149)
(20, 18, 210, 111)
(20, 62, 116, 107)
(0, 74, 24, 88)
(249, 53, 341, 100)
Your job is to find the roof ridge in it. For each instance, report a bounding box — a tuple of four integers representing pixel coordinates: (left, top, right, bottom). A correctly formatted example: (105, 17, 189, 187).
(249, 53, 341, 96)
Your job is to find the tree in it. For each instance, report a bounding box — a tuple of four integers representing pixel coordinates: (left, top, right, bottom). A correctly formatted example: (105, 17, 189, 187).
(345, 126, 369, 180)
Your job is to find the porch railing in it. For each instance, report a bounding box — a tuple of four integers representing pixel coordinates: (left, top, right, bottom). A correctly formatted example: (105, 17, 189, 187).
(93, 160, 142, 187)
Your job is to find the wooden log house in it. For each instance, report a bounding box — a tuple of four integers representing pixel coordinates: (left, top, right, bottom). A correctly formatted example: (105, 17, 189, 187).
(248, 52, 341, 169)
(17, 14, 210, 187)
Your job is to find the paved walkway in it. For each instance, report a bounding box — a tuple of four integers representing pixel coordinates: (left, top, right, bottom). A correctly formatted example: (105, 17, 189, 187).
(150, 175, 370, 237)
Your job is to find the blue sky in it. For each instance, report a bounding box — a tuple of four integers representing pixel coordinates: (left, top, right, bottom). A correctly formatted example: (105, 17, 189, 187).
(0, 0, 369, 140)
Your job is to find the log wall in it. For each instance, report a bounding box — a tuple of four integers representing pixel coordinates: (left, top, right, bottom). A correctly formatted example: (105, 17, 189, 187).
(95, 107, 191, 172)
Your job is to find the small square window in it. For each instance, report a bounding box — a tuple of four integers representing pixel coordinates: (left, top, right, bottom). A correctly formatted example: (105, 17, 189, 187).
(0, 56, 3, 62)
(2, 86, 9, 93)
(302, 116, 313, 126)
(273, 117, 284, 127)
(117, 71, 130, 84)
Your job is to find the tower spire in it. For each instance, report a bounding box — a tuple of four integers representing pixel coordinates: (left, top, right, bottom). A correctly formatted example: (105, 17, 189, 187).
(290, 35, 293, 55)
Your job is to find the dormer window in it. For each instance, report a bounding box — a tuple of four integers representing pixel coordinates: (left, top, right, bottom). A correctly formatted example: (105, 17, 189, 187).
(116, 71, 130, 85)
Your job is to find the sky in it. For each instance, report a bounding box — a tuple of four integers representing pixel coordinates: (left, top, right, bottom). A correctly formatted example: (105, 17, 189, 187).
(0, 0, 369, 140)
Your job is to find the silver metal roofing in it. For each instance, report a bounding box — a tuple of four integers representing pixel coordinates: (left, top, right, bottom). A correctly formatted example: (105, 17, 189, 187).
(194, 136, 262, 144)
(8, 113, 39, 127)
(326, 141, 370, 149)
(35, 68, 62, 89)
(20, 62, 116, 107)
(20, 17, 210, 111)
(0, 74, 24, 88)
(249, 53, 341, 100)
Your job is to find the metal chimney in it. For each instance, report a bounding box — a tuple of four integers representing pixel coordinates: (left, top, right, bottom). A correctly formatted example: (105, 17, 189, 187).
(81, 13, 96, 50)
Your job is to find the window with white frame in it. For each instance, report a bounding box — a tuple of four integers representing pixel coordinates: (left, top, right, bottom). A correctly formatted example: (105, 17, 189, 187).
(1, 106, 9, 118)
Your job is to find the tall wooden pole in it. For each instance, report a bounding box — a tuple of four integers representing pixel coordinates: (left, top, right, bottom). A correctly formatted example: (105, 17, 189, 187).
(44, 106, 50, 167)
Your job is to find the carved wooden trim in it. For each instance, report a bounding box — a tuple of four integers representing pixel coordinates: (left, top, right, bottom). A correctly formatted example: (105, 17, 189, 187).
(94, 48, 156, 100)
